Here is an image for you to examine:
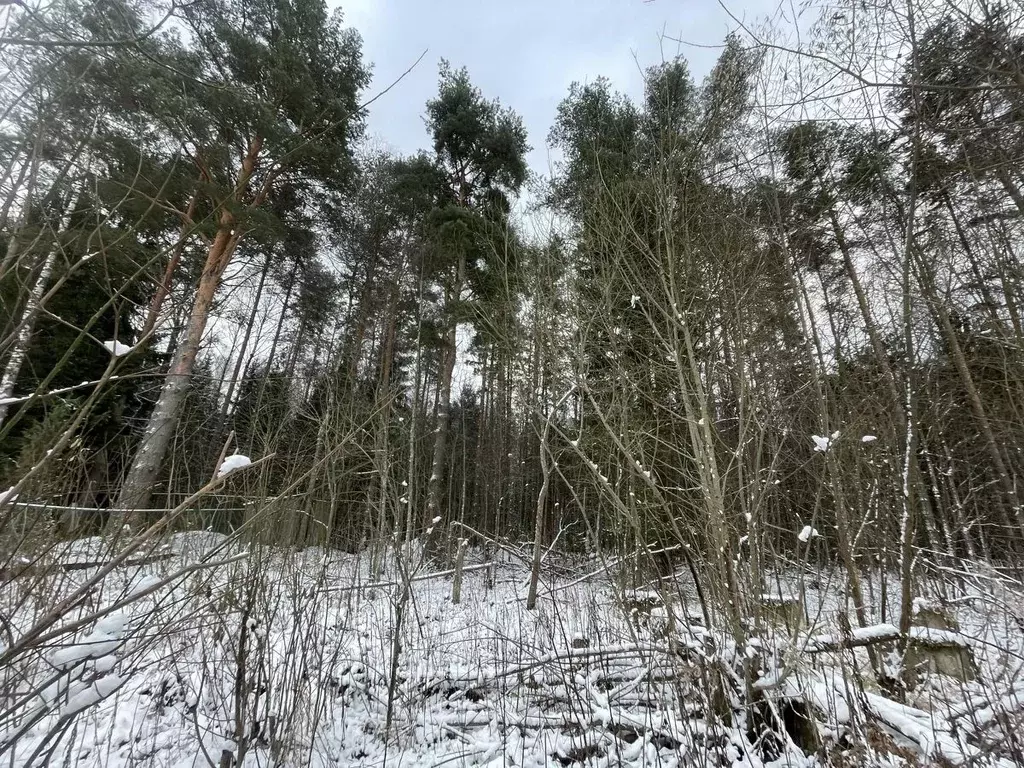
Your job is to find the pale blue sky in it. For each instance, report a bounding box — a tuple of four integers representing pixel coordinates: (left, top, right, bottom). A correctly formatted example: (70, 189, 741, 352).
(342, 0, 779, 178)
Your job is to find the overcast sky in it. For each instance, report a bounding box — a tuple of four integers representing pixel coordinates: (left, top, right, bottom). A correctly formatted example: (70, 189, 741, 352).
(342, 0, 778, 179)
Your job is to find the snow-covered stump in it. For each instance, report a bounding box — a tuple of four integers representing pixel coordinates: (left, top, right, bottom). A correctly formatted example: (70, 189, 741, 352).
(903, 638, 977, 687)
(807, 621, 978, 690)
(894, 601, 976, 689)
(912, 598, 960, 632)
(762, 594, 805, 633)
(900, 622, 978, 689)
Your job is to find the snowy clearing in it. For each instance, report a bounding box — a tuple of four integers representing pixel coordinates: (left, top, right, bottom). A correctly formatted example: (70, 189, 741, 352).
(2, 535, 1023, 767)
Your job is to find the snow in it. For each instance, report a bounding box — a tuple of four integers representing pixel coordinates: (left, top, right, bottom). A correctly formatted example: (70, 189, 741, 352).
(102, 339, 135, 357)
(798, 524, 820, 542)
(910, 625, 970, 646)
(811, 430, 840, 452)
(861, 434, 878, 443)
(3, 536, 1024, 767)
(49, 611, 127, 668)
(216, 453, 251, 477)
(0, 486, 17, 505)
(60, 675, 124, 717)
(126, 574, 163, 598)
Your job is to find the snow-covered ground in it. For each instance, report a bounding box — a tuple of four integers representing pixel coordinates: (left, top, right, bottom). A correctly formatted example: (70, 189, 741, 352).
(2, 534, 1024, 767)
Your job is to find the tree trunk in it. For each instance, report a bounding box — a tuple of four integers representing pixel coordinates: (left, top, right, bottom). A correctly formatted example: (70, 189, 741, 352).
(137, 189, 200, 347)
(0, 248, 59, 430)
(114, 220, 240, 514)
(424, 312, 457, 557)
(828, 207, 903, 408)
(0, 186, 83, 430)
(526, 413, 553, 610)
(917, 254, 1024, 532)
(424, 244, 466, 558)
(115, 134, 264, 517)
(218, 250, 273, 430)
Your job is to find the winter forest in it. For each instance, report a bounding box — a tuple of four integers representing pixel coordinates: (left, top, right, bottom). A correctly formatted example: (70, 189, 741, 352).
(2, 0, 1024, 765)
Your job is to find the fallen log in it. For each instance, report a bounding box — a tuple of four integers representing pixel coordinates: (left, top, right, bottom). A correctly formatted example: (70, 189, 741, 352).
(1, 551, 174, 581)
(804, 624, 970, 653)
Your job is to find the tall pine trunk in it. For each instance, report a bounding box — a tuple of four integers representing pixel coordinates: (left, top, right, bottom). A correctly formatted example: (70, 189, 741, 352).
(114, 219, 240, 513)
(424, 253, 465, 559)
(114, 137, 264, 516)
(424, 311, 458, 555)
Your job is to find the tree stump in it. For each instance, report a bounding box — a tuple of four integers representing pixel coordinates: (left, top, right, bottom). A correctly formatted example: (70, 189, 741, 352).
(903, 632, 977, 688)
(762, 594, 805, 633)
(902, 603, 975, 688)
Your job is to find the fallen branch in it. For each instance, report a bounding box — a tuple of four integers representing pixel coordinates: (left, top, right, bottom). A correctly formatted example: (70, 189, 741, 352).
(325, 562, 493, 593)
(0, 551, 176, 582)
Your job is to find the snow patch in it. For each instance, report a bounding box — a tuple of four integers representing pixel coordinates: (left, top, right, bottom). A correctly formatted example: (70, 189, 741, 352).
(102, 340, 135, 357)
(127, 574, 163, 598)
(812, 430, 840, 452)
(59, 675, 124, 717)
(216, 453, 252, 477)
(798, 525, 820, 542)
(50, 611, 127, 669)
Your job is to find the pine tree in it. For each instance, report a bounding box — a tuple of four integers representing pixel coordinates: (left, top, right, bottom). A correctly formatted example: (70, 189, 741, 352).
(419, 62, 528, 557)
(115, 0, 369, 515)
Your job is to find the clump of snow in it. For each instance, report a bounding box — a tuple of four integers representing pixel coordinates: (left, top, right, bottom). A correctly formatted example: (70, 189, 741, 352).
(127, 574, 164, 598)
(59, 675, 123, 717)
(216, 453, 251, 477)
(862, 434, 878, 443)
(798, 525, 820, 542)
(102, 339, 135, 357)
(812, 430, 840, 452)
(50, 611, 126, 669)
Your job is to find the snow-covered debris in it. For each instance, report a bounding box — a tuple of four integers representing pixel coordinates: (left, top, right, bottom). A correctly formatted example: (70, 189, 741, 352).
(102, 339, 135, 357)
(806, 622, 901, 651)
(862, 434, 878, 443)
(216, 453, 251, 477)
(812, 430, 840, 452)
(798, 525, 820, 542)
(0, 486, 17, 505)
(805, 623, 972, 653)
